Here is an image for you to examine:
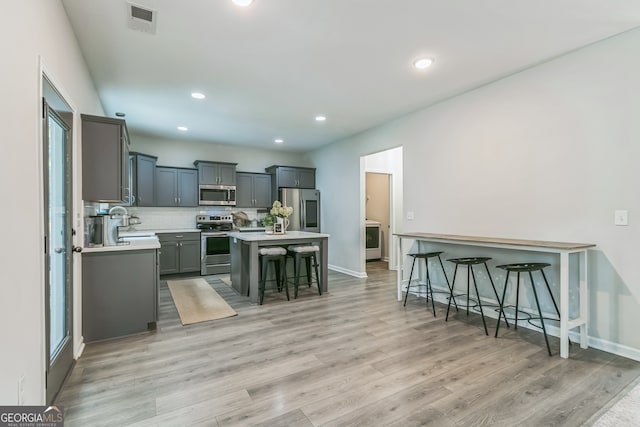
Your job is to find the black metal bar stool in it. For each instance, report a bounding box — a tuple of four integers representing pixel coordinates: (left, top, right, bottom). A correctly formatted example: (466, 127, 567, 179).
(403, 251, 457, 316)
(445, 257, 502, 335)
(258, 246, 289, 305)
(495, 262, 560, 356)
(287, 245, 321, 299)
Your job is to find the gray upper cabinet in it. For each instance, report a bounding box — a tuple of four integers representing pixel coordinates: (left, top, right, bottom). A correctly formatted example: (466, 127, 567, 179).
(82, 114, 130, 202)
(155, 167, 198, 207)
(265, 165, 316, 191)
(178, 168, 198, 206)
(129, 152, 157, 207)
(236, 172, 272, 208)
(194, 161, 237, 185)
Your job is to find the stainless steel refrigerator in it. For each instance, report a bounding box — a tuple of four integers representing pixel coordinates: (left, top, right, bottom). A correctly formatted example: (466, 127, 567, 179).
(280, 188, 320, 232)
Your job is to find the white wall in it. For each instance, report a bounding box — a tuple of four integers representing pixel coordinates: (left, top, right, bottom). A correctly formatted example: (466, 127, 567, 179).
(130, 133, 311, 172)
(0, 0, 103, 404)
(311, 28, 640, 357)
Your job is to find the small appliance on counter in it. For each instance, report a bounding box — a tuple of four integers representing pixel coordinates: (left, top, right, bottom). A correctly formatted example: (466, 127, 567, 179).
(84, 206, 132, 247)
(84, 215, 104, 247)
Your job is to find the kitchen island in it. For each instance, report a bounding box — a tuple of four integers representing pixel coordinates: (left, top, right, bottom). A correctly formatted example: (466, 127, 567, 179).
(228, 231, 330, 304)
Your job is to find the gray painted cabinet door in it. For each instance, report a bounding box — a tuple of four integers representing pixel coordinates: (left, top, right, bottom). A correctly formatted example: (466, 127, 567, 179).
(179, 240, 201, 272)
(177, 169, 198, 206)
(253, 174, 272, 207)
(297, 169, 316, 188)
(135, 154, 156, 206)
(159, 240, 179, 274)
(218, 163, 237, 185)
(198, 163, 218, 185)
(236, 173, 272, 208)
(82, 114, 128, 202)
(236, 172, 254, 207)
(155, 167, 178, 206)
(277, 167, 298, 188)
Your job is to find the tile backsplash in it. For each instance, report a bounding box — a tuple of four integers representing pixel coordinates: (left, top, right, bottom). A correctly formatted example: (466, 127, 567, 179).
(83, 202, 267, 230)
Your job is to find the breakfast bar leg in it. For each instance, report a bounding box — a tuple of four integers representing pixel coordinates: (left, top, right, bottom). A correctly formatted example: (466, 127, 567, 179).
(397, 236, 403, 301)
(580, 250, 589, 349)
(560, 251, 570, 358)
(320, 237, 328, 294)
(249, 242, 260, 304)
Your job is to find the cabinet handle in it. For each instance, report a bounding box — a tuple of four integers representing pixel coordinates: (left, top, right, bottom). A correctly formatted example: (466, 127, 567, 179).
(175, 235, 183, 238)
(174, 197, 177, 204)
(180, 242, 183, 247)
(178, 197, 181, 204)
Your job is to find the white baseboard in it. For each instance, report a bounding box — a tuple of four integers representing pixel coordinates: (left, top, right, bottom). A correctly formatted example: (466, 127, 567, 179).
(406, 283, 640, 362)
(74, 340, 85, 359)
(585, 336, 640, 362)
(329, 264, 367, 278)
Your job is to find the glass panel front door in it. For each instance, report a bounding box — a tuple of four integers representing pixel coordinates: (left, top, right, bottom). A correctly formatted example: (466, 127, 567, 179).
(47, 113, 68, 359)
(43, 87, 74, 404)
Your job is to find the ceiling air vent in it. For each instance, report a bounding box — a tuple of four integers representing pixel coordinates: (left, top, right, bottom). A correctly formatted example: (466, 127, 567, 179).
(127, 2, 157, 34)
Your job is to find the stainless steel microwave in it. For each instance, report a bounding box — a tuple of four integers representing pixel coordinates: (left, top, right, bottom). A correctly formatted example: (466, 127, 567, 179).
(199, 184, 236, 206)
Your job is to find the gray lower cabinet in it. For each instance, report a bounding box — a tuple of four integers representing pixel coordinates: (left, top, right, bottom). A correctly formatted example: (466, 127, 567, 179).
(155, 167, 198, 207)
(82, 249, 158, 342)
(158, 232, 201, 274)
(236, 172, 272, 208)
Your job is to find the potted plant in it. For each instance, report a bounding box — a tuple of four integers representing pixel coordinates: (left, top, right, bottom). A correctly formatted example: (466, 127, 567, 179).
(262, 213, 275, 234)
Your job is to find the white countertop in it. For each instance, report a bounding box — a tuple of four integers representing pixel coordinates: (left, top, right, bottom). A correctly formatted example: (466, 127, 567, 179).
(82, 236, 161, 253)
(227, 231, 329, 242)
(122, 228, 200, 235)
(235, 226, 266, 232)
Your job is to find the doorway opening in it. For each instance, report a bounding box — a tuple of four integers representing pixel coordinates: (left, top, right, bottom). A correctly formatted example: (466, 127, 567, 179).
(361, 146, 403, 275)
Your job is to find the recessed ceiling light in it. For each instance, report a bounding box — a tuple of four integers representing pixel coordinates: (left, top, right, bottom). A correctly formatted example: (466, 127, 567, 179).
(191, 92, 205, 99)
(413, 57, 434, 70)
(177, 126, 188, 131)
(232, 0, 254, 7)
(315, 115, 327, 122)
(274, 138, 284, 144)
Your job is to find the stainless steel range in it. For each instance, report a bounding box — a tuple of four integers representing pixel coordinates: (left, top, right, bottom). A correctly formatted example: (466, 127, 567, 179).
(197, 215, 233, 275)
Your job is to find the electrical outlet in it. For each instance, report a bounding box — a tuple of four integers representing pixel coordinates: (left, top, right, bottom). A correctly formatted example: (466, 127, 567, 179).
(614, 210, 628, 226)
(407, 211, 415, 220)
(18, 375, 25, 405)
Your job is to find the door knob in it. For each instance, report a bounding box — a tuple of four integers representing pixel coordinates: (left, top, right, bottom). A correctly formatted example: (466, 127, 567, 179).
(72, 246, 83, 253)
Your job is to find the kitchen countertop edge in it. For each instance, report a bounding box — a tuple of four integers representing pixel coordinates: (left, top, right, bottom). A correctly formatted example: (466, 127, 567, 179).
(227, 231, 330, 242)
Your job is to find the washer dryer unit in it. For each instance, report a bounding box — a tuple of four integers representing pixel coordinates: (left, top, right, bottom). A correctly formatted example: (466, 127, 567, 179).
(365, 220, 382, 260)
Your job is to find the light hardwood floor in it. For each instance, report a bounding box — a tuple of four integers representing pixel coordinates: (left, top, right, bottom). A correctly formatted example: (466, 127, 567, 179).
(57, 263, 640, 426)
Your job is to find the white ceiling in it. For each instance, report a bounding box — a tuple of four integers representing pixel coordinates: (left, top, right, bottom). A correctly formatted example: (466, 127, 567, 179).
(61, 0, 640, 151)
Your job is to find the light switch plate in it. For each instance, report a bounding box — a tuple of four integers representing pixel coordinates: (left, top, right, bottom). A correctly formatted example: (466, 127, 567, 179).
(614, 210, 628, 226)
(407, 211, 414, 220)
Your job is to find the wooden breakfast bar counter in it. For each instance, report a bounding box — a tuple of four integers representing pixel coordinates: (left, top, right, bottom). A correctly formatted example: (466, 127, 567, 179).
(395, 232, 596, 358)
(228, 231, 329, 304)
